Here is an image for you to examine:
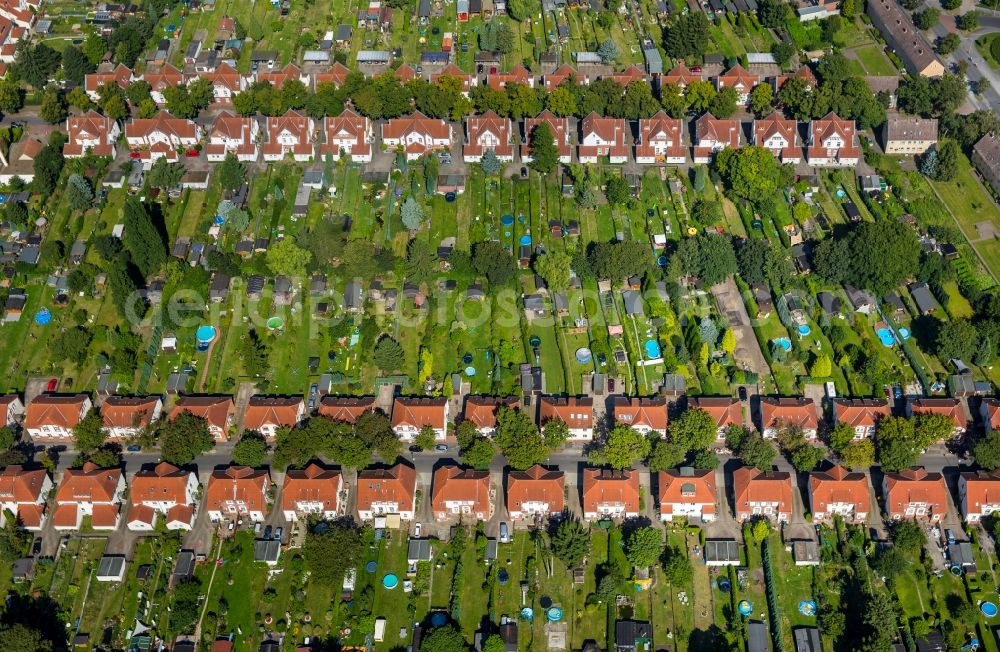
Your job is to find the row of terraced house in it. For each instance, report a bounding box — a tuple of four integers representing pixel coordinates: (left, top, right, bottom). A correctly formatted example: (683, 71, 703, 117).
(2, 457, 997, 534)
(3, 391, 981, 446)
(65, 62, 937, 170)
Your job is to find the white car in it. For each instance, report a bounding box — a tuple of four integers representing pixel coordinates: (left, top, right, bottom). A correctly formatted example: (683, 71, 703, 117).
(414, 522, 422, 537)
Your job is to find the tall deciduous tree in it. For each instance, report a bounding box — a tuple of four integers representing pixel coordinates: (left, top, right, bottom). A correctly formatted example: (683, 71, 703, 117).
(122, 197, 166, 278)
(158, 412, 214, 465)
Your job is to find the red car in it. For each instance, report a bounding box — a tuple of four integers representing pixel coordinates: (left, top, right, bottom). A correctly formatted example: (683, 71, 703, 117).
(46, 378, 57, 392)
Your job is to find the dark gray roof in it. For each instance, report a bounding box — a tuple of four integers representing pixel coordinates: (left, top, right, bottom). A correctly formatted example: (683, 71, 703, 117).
(704, 539, 741, 563)
(793, 627, 821, 652)
(254, 538, 281, 562)
(748, 621, 769, 652)
(407, 538, 433, 561)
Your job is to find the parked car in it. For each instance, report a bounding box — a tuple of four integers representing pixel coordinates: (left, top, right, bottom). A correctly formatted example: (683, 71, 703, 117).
(434, 444, 449, 452)
(945, 529, 955, 545)
(893, 385, 903, 399)
(46, 378, 58, 392)
(308, 383, 319, 410)
(499, 522, 511, 543)
(409, 445, 422, 453)
(274, 527, 283, 540)
(126, 444, 141, 452)
(254, 523, 262, 535)
(738, 386, 748, 401)
(263, 525, 272, 539)
(414, 522, 422, 537)
(32, 538, 41, 555)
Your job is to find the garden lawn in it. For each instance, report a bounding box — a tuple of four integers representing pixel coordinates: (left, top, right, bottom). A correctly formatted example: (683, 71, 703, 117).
(930, 153, 1000, 281)
(853, 45, 897, 75)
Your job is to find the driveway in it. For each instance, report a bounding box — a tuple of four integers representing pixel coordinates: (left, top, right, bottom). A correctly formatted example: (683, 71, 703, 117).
(710, 278, 771, 381)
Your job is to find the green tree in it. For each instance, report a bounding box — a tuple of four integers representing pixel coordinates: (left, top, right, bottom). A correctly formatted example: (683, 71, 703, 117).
(840, 438, 875, 470)
(414, 425, 437, 450)
(473, 240, 517, 285)
(39, 87, 67, 124)
(72, 412, 105, 454)
(232, 430, 268, 467)
(662, 546, 693, 586)
(758, 0, 791, 26)
(547, 85, 577, 117)
(421, 625, 471, 652)
(669, 407, 718, 451)
(810, 353, 832, 378)
(736, 432, 776, 470)
(266, 237, 312, 279)
(592, 423, 651, 470)
(528, 121, 559, 173)
(82, 32, 107, 65)
(401, 196, 426, 231)
(974, 429, 1000, 471)
(714, 145, 789, 203)
(889, 519, 926, 556)
(373, 336, 405, 371)
(65, 174, 93, 212)
(303, 522, 363, 585)
(0, 78, 23, 113)
(604, 175, 631, 205)
(549, 518, 591, 568)
(496, 408, 549, 469)
(460, 436, 495, 470)
(0, 426, 14, 451)
(158, 412, 214, 465)
(122, 196, 166, 278)
(956, 10, 979, 30)
(872, 546, 907, 579)
(914, 7, 940, 29)
(790, 444, 826, 472)
(875, 416, 921, 472)
(597, 38, 620, 64)
(482, 635, 505, 652)
(709, 87, 739, 118)
(749, 84, 773, 118)
(480, 148, 502, 176)
(674, 232, 738, 285)
(32, 144, 64, 195)
(648, 439, 687, 472)
(625, 527, 663, 568)
(216, 152, 246, 192)
(0, 624, 51, 652)
(542, 418, 570, 449)
(534, 252, 572, 292)
(663, 12, 709, 59)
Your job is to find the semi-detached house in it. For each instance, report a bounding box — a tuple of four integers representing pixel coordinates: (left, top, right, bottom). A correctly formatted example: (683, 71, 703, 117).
(52, 462, 125, 531)
(658, 467, 716, 523)
(391, 396, 449, 441)
(204, 111, 260, 162)
(318, 396, 377, 423)
(521, 110, 572, 163)
(759, 397, 818, 439)
(506, 464, 564, 520)
(356, 463, 417, 521)
(127, 462, 198, 531)
(578, 113, 628, 164)
(689, 397, 742, 437)
(171, 396, 236, 441)
(63, 111, 120, 158)
(831, 398, 889, 440)
(381, 112, 452, 160)
(24, 394, 92, 442)
(753, 112, 801, 164)
(612, 396, 668, 437)
(319, 109, 373, 162)
(806, 113, 860, 167)
(205, 465, 271, 523)
(125, 112, 202, 168)
(100, 395, 162, 440)
(693, 114, 740, 164)
(959, 469, 1000, 524)
(432, 465, 492, 521)
(808, 464, 870, 524)
(582, 468, 640, 520)
(882, 466, 946, 522)
(539, 395, 593, 440)
(634, 111, 686, 165)
(733, 466, 793, 523)
(282, 462, 344, 521)
(262, 110, 315, 162)
(0, 465, 51, 530)
(242, 396, 305, 441)
(464, 110, 514, 162)
(463, 395, 519, 436)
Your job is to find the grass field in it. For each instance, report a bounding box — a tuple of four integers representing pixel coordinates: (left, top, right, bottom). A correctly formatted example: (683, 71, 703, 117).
(976, 32, 1000, 69)
(930, 152, 1000, 282)
(852, 45, 897, 75)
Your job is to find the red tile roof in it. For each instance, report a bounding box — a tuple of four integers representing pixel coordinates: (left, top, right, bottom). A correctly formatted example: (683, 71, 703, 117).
(205, 466, 269, 513)
(84, 63, 132, 93)
(64, 110, 117, 157)
(539, 396, 593, 430)
(688, 397, 742, 430)
(130, 461, 190, 507)
(261, 110, 314, 157)
(883, 467, 947, 518)
(613, 396, 668, 432)
(281, 463, 341, 514)
(908, 397, 967, 430)
(91, 503, 120, 528)
(312, 62, 352, 88)
(431, 64, 471, 93)
(507, 464, 565, 513)
(55, 462, 121, 504)
(807, 112, 860, 161)
(101, 396, 159, 430)
(732, 466, 792, 513)
(172, 396, 235, 434)
(391, 396, 448, 430)
(753, 112, 799, 160)
(604, 64, 646, 87)
(382, 111, 450, 141)
(24, 394, 89, 431)
(759, 397, 817, 432)
(522, 110, 571, 159)
(658, 468, 716, 517)
(579, 112, 628, 159)
(143, 63, 185, 92)
(833, 398, 890, 429)
(320, 108, 371, 157)
(635, 111, 686, 161)
(808, 465, 870, 517)
(983, 398, 1000, 431)
(486, 64, 531, 90)
(126, 111, 199, 141)
(960, 469, 1000, 515)
(356, 463, 417, 513)
(432, 466, 491, 514)
(717, 65, 759, 92)
(662, 64, 702, 87)
(256, 64, 302, 88)
(318, 396, 377, 423)
(203, 62, 244, 92)
(581, 468, 639, 514)
(465, 110, 513, 159)
(0, 465, 47, 503)
(242, 396, 303, 431)
(463, 396, 519, 431)
(543, 64, 583, 91)
(694, 114, 741, 154)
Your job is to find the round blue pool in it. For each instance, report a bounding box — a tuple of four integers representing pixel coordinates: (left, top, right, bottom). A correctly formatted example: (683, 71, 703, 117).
(431, 612, 448, 627)
(365, 561, 377, 573)
(576, 348, 592, 364)
(644, 339, 661, 359)
(876, 327, 895, 347)
(899, 327, 911, 340)
(519, 234, 532, 246)
(773, 337, 791, 352)
(983, 602, 998, 618)
(797, 324, 811, 336)
(546, 607, 563, 622)
(382, 573, 398, 589)
(501, 214, 514, 226)
(738, 600, 753, 616)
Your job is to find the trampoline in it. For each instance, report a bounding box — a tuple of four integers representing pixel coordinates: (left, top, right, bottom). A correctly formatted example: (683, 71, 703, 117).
(529, 335, 541, 347)
(982, 602, 998, 618)
(213, 215, 225, 226)
(266, 316, 284, 331)
(501, 215, 514, 227)
(519, 234, 532, 246)
(576, 347, 593, 364)
(644, 339, 661, 359)
(718, 579, 732, 594)
(773, 337, 791, 352)
(465, 366, 476, 376)
(657, 255, 667, 266)
(546, 608, 563, 622)
(431, 612, 448, 627)
(462, 353, 474, 364)
(498, 569, 509, 585)
(798, 600, 817, 617)
(365, 561, 378, 573)
(737, 600, 753, 616)
(520, 607, 534, 622)
(796, 324, 812, 336)
(950, 565, 964, 576)
(445, 192, 456, 202)
(539, 596, 553, 609)
(34, 308, 52, 326)
(383, 573, 399, 589)
(876, 327, 895, 347)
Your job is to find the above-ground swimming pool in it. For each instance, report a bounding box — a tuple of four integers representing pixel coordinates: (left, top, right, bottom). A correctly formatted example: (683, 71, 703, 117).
(576, 348, 593, 364)
(773, 337, 791, 352)
(876, 327, 895, 347)
(266, 316, 284, 331)
(982, 602, 998, 618)
(501, 215, 514, 226)
(738, 600, 753, 616)
(797, 324, 811, 336)
(644, 339, 661, 359)
(382, 573, 398, 589)
(518, 234, 532, 246)
(899, 327, 911, 340)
